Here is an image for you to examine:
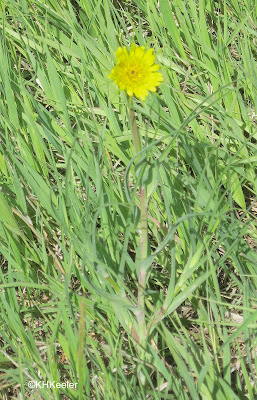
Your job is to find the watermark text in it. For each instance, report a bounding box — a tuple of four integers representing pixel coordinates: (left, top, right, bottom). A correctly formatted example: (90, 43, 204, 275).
(28, 381, 78, 389)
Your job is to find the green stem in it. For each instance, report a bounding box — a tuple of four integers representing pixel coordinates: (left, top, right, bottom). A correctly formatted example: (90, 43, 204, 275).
(128, 98, 148, 345)
(129, 107, 141, 161)
(137, 185, 148, 338)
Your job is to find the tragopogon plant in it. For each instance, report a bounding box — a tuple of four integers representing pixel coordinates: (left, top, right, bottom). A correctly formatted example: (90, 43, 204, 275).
(109, 44, 163, 355)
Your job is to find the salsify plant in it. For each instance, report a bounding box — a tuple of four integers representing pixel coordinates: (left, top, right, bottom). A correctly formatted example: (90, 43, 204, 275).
(109, 43, 163, 375)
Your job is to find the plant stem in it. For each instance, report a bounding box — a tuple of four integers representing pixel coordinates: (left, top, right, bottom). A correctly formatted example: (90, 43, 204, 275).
(128, 99, 148, 345)
(137, 185, 148, 338)
(129, 107, 141, 162)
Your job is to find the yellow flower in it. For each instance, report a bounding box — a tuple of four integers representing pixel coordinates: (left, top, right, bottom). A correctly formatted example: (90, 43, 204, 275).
(109, 44, 163, 101)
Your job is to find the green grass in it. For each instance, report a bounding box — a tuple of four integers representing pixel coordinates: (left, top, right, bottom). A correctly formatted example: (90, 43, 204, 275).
(0, 0, 257, 399)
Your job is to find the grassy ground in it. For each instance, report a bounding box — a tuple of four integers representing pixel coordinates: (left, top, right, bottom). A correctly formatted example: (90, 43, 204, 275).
(0, 0, 257, 399)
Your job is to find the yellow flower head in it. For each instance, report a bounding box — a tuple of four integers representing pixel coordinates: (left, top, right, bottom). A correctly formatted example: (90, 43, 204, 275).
(109, 44, 163, 101)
